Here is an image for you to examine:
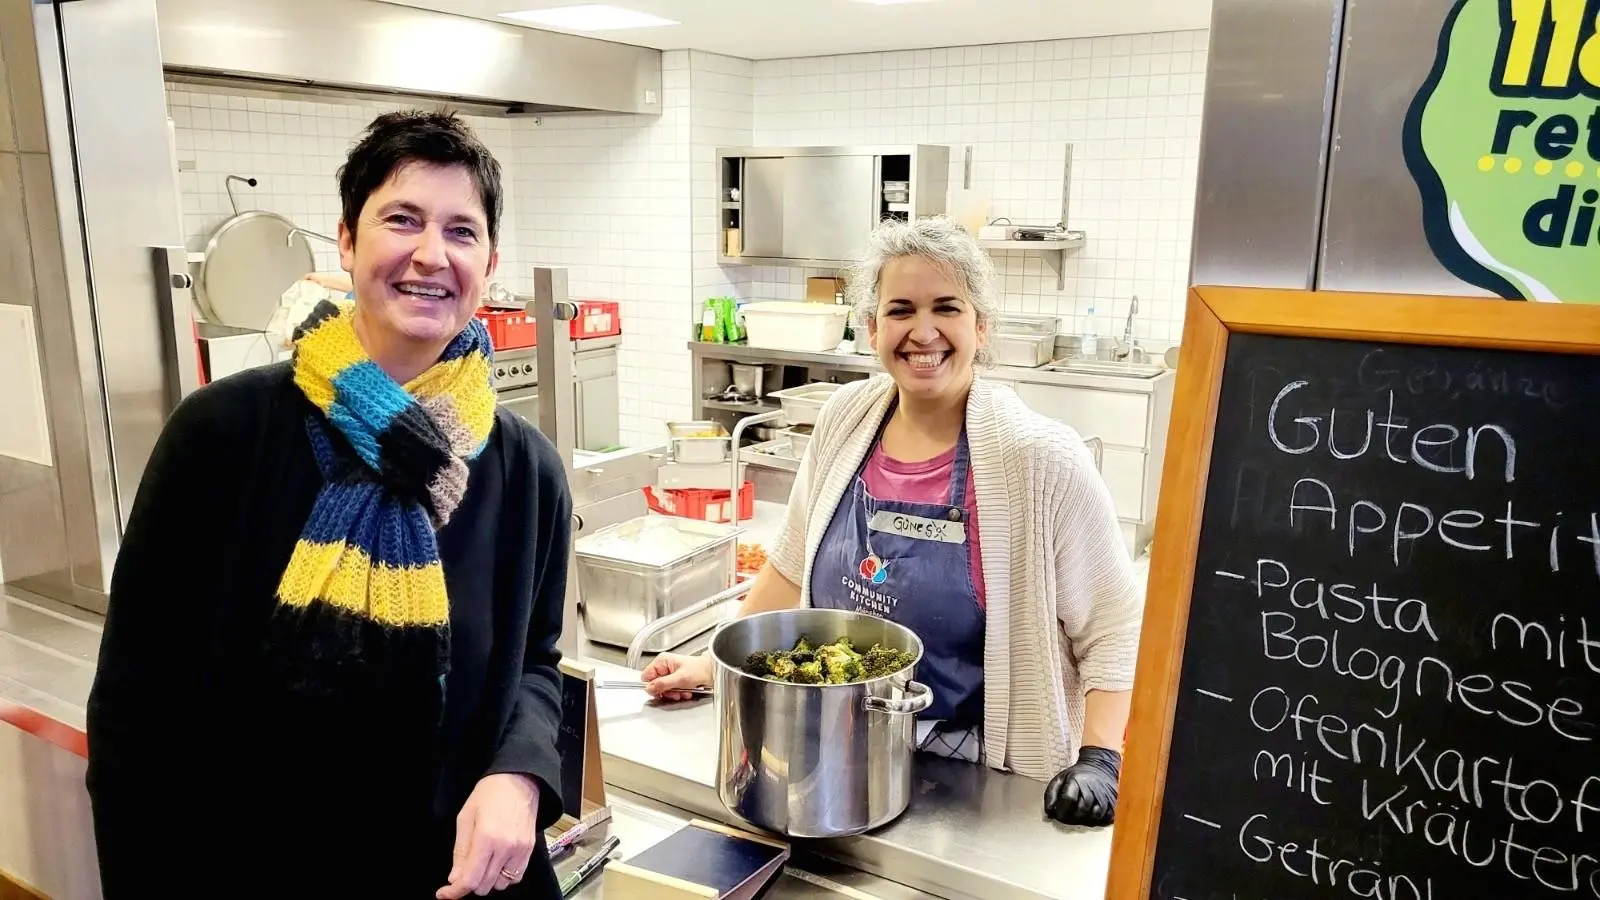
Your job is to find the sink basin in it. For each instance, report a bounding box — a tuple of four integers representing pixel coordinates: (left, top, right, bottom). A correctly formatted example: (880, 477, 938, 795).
(1043, 359, 1167, 379)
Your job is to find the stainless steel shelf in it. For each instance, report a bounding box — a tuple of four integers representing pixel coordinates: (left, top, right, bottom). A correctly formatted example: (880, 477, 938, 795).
(717, 254, 849, 269)
(978, 232, 1086, 291)
(978, 236, 1086, 251)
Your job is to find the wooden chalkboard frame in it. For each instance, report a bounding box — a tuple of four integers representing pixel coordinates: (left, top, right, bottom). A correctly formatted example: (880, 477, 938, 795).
(554, 657, 608, 828)
(1104, 285, 1600, 900)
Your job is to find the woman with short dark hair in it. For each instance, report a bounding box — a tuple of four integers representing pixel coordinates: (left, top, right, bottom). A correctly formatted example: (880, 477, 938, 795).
(86, 110, 570, 899)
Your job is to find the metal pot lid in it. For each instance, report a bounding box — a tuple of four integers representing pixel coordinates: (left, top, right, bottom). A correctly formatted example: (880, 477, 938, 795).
(196, 210, 318, 331)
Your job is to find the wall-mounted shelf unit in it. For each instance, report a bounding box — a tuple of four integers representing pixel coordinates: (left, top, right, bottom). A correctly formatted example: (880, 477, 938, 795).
(975, 143, 1086, 290)
(716, 144, 950, 269)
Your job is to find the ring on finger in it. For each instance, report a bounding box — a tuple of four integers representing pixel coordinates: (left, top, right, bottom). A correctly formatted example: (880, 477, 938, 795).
(500, 867, 523, 881)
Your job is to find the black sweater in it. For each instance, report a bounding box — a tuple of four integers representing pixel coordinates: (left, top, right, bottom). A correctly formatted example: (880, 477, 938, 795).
(84, 363, 572, 899)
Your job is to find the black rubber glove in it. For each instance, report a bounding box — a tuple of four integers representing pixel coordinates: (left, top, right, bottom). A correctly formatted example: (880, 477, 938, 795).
(1043, 745, 1121, 826)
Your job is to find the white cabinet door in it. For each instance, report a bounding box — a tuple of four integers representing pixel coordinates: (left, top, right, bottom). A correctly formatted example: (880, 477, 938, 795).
(1013, 382, 1150, 448)
(1099, 447, 1147, 522)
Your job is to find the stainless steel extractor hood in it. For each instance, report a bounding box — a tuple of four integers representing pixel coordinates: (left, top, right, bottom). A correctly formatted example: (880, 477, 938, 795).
(155, 0, 662, 116)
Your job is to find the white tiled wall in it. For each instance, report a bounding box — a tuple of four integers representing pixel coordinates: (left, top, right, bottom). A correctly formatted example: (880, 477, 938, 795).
(163, 30, 1208, 449)
(751, 30, 1208, 349)
(690, 52, 756, 311)
(164, 86, 520, 277)
(509, 50, 694, 446)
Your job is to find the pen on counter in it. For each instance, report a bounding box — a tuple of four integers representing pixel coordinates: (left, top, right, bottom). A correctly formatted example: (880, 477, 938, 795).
(558, 835, 620, 897)
(547, 821, 591, 861)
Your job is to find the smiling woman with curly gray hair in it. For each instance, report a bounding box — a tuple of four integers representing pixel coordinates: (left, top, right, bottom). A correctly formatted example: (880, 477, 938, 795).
(846, 216, 1000, 367)
(646, 215, 1144, 830)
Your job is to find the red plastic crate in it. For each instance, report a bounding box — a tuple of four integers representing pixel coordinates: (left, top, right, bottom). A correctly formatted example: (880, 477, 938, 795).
(477, 301, 619, 350)
(476, 309, 537, 350)
(643, 482, 754, 525)
(570, 300, 621, 339)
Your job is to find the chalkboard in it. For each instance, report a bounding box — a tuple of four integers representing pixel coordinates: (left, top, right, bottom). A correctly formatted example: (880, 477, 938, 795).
(554, 658, 606, 825)
(1108, 287, 1600, 900)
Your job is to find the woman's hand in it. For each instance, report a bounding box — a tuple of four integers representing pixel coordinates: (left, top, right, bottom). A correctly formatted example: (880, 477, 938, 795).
(641, 652, 714, 701)
(437, 773, 540, 898)
(1043, 746, 1121, 827)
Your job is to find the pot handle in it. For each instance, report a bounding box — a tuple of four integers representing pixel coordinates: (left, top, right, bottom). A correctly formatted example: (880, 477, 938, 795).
(863, 681, 933, 716)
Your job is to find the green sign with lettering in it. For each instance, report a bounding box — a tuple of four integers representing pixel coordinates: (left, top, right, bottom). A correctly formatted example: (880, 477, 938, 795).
(1404, 0, 1600, 303)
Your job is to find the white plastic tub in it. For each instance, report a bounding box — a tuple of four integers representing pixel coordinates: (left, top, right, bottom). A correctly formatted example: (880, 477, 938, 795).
(742, 301, 849, 352)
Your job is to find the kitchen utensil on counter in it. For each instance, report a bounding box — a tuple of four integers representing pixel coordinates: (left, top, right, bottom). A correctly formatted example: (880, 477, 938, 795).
(595, 679, 713, 698)
(1164, 345, 1181, 369)
(574, 515, 740, 651)
(196, 210, 317, 330)
(711, 607, 933, 838)
(727, 363, 765, 400)
(851, 310, 874, 354)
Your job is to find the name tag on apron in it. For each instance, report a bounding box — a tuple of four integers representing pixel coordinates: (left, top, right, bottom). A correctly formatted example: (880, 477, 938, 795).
(867, 510, 967, 544)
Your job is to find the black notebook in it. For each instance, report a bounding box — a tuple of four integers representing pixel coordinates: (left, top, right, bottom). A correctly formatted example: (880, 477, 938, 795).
(602, 819, 790, 900)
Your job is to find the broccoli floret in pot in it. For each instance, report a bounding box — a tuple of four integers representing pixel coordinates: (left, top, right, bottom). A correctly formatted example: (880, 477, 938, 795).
(743, 634, 913, 685)
(768, 654, 797, 680)
(860, 645, 916, 680)
(817, 643, 864, 684)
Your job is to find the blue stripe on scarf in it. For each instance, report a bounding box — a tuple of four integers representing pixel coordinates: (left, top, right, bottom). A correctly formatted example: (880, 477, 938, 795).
(327, 360, 412, 469)
(297, 478, 442, 570)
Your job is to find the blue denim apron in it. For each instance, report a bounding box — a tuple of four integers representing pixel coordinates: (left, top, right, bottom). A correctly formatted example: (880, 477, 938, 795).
(812, 424, 986, 755)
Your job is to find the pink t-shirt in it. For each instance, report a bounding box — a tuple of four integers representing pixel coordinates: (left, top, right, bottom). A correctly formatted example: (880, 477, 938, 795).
(859, 443, 986, 610)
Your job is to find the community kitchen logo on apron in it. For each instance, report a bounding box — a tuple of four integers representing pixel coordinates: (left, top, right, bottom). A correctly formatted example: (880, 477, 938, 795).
(1403, 0, 1600, 303)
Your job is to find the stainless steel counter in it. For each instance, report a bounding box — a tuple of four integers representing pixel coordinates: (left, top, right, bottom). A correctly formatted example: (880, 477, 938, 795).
(1, 585, 1114, 900)
(583, 655, 1114, 900)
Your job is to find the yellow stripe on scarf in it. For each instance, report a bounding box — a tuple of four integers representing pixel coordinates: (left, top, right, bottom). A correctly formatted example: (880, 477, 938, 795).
(276, 538, 449, 627)
(406, 351, 497, 450)
(293, 301, 368, 415)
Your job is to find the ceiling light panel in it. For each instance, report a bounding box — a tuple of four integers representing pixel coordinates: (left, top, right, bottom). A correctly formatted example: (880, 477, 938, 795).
(499, 4, 679, 31)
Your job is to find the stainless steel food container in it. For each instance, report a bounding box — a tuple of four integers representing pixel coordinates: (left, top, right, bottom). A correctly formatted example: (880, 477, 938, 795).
(711, 608, 933, 838)
(778, 425, 812, 457)
(768, 383, 841, 426)
(991, 332, 1055, 367)
(575, 516, 740, 651)
(667, 420, 731, 463)
(728, 363, 765, 398)
(993, 312, 1060, 335)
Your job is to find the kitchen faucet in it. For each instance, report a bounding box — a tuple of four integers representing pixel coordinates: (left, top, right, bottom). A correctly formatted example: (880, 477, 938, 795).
(1113, 295, 1142, 362)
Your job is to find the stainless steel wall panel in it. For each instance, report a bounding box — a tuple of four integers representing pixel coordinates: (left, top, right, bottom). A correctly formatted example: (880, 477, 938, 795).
(55, 0, 188, 539)
(1317, 0, 1486, 295)
(0, 153, 28, 303)
(1190, 0, 1346, 289)
(0, 0, 47, 154)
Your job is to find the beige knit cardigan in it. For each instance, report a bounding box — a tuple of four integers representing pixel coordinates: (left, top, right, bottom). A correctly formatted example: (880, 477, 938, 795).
(768, 374, 1144, 781)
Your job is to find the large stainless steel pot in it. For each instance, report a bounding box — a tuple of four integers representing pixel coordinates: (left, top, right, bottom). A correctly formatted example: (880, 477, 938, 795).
(711, 608, 933, 838)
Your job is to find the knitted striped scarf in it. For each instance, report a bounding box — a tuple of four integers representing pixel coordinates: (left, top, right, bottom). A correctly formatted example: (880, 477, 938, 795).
(266, 299, 497, 714)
